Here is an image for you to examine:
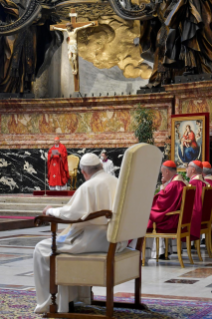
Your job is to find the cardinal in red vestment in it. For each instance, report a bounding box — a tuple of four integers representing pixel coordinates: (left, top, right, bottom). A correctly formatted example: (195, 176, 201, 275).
(47, 137, 70, 190)
(147, 160, 187, 231)
(186, 160, 208, 240)
(202, 161, 212, 186)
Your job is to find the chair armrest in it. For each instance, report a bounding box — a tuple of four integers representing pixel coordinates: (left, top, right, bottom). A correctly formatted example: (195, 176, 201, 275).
(34, 210, 112, 226)
(165, 210, 180, 216)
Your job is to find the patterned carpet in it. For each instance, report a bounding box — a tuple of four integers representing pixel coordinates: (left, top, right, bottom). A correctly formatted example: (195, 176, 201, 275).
(1, 289, 212, 319)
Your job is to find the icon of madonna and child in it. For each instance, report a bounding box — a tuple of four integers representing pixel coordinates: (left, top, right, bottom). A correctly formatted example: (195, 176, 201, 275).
(174, 120, 203, 168)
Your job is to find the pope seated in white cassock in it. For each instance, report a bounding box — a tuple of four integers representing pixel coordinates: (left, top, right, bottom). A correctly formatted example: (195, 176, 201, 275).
(33, 153, 127, 314)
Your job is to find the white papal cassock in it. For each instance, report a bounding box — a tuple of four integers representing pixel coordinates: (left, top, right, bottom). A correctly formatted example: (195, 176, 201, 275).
(34, 170, 127, 313)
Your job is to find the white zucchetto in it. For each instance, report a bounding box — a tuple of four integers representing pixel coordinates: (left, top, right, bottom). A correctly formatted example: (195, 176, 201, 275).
(80, 153, 101, 166)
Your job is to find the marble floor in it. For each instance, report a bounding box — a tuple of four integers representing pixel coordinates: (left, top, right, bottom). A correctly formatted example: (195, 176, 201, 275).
(1, 224, 212, 303)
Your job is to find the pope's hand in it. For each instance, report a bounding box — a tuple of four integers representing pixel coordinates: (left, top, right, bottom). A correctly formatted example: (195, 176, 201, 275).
(42, 205, 52, 216)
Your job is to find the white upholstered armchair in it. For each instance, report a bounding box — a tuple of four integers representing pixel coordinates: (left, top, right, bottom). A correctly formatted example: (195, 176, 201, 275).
(35, 143, 162, 319)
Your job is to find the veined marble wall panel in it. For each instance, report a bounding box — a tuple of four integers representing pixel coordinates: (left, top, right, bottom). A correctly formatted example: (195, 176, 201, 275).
(0, 94, 173, 149)
(0, 148, 126, 193)
(0, 146, 165, 193)
(181, 99, 211, 126)
(164, 81, 212, 135)
(1, 110, 166, 134)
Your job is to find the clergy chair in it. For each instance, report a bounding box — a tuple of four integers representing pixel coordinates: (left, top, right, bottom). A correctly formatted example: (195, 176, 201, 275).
(142, 185, 196, 268)
(195, 186, 212, 261)
(34, 143, 162, 319)
(67, 155, 79, 190)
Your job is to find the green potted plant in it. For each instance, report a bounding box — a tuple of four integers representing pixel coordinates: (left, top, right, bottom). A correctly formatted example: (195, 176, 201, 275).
(133, 105, 156, 144)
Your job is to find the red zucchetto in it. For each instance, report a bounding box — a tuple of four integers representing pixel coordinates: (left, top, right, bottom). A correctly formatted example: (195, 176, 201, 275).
(163, 160, 176, 168)
(192, 160, 203, 169)
(202, 161, 211, 169)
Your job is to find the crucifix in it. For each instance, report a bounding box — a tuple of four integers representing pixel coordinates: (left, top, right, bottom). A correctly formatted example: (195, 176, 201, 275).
(50, 9, 98, 92)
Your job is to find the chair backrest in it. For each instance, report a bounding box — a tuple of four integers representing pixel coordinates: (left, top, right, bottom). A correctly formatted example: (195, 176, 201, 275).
(107, 143, 162, 243)
(201, 186, 212, 223)
(177, 186, 196, 230)
(67, 155, 79, 173)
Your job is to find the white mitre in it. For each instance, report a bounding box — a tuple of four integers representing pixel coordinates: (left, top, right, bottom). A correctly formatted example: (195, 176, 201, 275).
(80, 153, 100, 166)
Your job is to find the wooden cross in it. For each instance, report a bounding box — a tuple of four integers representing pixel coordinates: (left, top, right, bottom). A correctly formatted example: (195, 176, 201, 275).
(50, 9, 98, 92)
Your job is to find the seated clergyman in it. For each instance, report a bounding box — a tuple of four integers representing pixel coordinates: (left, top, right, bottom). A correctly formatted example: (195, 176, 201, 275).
(33, 153, 127, 314)
(148, 160, 187, 231)
(202, 161, 212, 186)
(147, 160, 187, 258)
(186, 160, 208, 241)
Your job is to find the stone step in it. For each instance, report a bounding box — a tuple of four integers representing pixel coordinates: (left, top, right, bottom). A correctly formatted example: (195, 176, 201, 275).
(0, 196, 69, 204)
(0, 202, 62, 211)
(0, 209, 44, 217)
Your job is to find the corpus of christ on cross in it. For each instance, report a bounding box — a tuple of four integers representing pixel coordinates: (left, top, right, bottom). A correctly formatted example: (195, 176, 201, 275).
(50, 9, 98, 92)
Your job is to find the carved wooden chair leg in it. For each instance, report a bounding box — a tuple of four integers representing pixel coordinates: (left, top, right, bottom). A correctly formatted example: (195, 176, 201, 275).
(165, 238, 169, 260)
(135, 237, 144, 310)
(49, 222, 58, 314)
(177, 236, 184, 268)
(135, 277, 141, 307)
(196, 240, 203, 261)
(142, 237, 146, 266)
(74, 176, 77, 190)
(106, 275, 114, 317)
(156, 238, 159, 262)
(205, 233, 212, 257)
(106, 243, 116, 318)
(186, 236, 193, 264)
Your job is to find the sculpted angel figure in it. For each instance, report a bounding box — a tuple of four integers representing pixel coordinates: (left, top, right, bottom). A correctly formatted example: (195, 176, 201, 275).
(53, 22, 95, 75)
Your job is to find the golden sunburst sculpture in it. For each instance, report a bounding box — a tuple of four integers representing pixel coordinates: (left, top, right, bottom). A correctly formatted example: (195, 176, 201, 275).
(58, 1, 152, 79)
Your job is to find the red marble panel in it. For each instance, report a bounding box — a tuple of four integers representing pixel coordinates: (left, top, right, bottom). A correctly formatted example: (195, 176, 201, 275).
(0, 94, 173, 149)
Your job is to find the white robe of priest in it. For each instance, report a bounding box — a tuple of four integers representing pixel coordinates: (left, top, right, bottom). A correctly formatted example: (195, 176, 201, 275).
(34, 170, 127, 313)
(100, 159, 115, 176)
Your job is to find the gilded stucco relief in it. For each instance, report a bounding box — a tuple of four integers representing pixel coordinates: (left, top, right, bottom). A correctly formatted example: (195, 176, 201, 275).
(58, 4, 152, 80)
(77, 15, 152, 80)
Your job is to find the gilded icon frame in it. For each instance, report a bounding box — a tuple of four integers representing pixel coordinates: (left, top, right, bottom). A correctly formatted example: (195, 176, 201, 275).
(171, 113, 209, 171)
